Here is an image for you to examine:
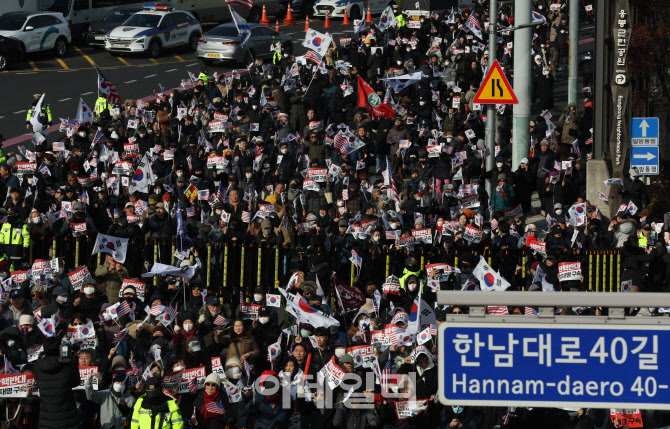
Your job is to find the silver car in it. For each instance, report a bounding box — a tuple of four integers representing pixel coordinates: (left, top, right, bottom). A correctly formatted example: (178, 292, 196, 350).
(197, 23, 291, 65)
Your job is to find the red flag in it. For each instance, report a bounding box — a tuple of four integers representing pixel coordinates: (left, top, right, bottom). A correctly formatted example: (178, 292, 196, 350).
(333, 273, 367, 310)
(357, 76, 395, 118)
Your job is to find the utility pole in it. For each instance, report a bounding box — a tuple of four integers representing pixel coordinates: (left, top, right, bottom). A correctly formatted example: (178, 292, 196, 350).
(485, 0, 497, 195)
(568, 0, 580, 105)
(511, 0, 531, 170)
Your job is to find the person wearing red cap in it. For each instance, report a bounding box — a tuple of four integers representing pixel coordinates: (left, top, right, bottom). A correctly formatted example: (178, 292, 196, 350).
(240, 370, 287, 429)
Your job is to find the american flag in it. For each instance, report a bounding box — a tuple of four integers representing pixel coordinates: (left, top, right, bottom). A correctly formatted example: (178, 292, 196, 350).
(112, 328, 129, 345)
(385, 156, 400, 207)
(131, 359, 141, 376)
(244, 361, 252, 380)
(150, 303, 164, 316)
(205, 401, 226, 415)
(117, 301, 132, 318)
(53, 141, 65, 151)
(381, 358, 392, 394)
(186, 207, 195, 218)
(304, 49, 322, 64)
(241, 211, 252, 223)
(188, 377, 198, 393)
(525, 307, 538, 316)
(216, 181, 224, 201)
(214, 314, 230, 326)
(487, 306, 509, 315)
(429, 323, 437, 335)
(585, 135, 593, 145)
(572, 139, 581, 157)
(96, 66, 121, 104)
(490, 218, 499, 231)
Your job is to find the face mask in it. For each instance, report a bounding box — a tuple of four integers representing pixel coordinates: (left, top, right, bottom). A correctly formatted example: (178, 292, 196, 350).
(335, 349, 346, 358)
(406, 48, 411, 52)
(419, 101, 426, 106)
(173, 365, 184, 372)
(263, 166, 270, 172)
(259, 316, 270, 325)
(254, 294, 263, 302)
(263, 228, 271, 235)
(337, 201, 344, 207)
(397, 61, 402, 65)
(280, 149, 288, 155)
(139, 133, 146, 138)
(555, 209, 563, 215)
(300, 329, 310, 338)
(390, 385, 400, 393)
(373, 236, 380, 242)
(484, 229, 491, 235)
(408, 283, 418, 292)
(228, 367, 241, 375)
(103, 312, 112, 322)
(496, 162, 503, 168)
(84, 287, 95, 295)
(453, 406, 464, 414)
(31, 217, 40, 224)
(390, 223, 399, 230)
(245, 173, 252, 179)
(472, 185, 480, 193)
(183, 323, 194, 332)
(57, 295, 68, 304)
(79, 132, 87, 137)
(112, 383, 124, 393)
(631, 174, 637, 180)
(252, 105, 258, 110)
(188, 342, 201, 352)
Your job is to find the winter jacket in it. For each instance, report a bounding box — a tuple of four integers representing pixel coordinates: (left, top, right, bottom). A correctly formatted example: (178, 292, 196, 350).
(333, 405, 381, 429)
(240, 394, 287, 429)
(94, 260, 130, 305)
(85, 377, 136, 429)
(33, 356, 81, 429)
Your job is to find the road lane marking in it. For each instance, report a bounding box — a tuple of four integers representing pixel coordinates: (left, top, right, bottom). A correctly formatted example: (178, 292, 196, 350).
(124, 79, 137, 84)
(166, 69, 177, 72)
(81, 91, 94, 95)
(149, 58, 159, 64)
(28, 61, 38, 71)
(116, 56, 132, 66)
(172, 54, 185, 62)
(186, 62, 198, 67)
(56, 58, 70, 70)
(74, 46, 97, 67)
(58, 98, 72, 102)
(13, 110, 27, 114)
(144, 74, 157, 78)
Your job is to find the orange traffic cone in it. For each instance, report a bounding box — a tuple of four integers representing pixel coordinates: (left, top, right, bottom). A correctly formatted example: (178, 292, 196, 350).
(275, 20, 280, 33)
(284, 4, 295, 26)
(303, 15, 310, 32)
(259, 4, 269, 26)
(365, 5, 372, 23)
(324, 11, 331, 28)
(342, 9, 350, 25)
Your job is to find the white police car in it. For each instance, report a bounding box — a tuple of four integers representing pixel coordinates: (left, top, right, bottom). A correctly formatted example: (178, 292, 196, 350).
(105, 4, 201, 58)
(313, 0, 392, 19)
(0, 11, 71, 56)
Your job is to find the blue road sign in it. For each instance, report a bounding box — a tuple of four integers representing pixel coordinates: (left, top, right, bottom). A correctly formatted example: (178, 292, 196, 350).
(631, 117, 659, 145)
(631, 146, 659, 175)
(439, 323, 670, 409)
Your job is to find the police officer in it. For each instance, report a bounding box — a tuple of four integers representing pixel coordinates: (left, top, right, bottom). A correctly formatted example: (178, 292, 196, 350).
(25, 94, 52, 130)
(94, 95, 109, 115)
(0, 207, 30, 263)
(198, 68, 209, 85)
(130, 376, 183, 429)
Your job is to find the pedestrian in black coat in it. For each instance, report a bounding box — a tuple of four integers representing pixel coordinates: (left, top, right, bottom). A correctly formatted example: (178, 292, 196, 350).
(33, 338, 81, 429)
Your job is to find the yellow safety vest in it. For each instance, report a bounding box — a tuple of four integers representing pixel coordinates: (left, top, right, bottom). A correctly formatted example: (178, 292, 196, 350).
(0, 223, 30, 261)
(396, 13, 406, 27)
(273, 50, 283, 65)
(130, 395, 184, 429)
(94, 96, 109, 114)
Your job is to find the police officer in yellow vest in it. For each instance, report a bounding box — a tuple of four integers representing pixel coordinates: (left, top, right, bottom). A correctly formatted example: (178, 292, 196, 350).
(94, 96, 109, 115)
(273, 48, 283, 65)
(131, 376, 183, 429)
(0, 208, 30, 263)
(393, 3, 406, 27)
(399, 255, 421, 289)
(198, 69, 209, 85)
(25, 94, 52, 130)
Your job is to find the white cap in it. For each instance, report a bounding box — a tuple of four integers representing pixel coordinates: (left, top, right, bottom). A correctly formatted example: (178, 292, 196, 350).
(520, 158, 529, 165)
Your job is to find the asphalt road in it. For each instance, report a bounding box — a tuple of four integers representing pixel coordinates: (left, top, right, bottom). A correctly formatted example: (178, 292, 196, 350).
(0, 18, 594, 149)
(0, 17, 351, 146)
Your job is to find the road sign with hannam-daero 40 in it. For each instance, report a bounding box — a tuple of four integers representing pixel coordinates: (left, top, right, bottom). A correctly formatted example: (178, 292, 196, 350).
(630, 146, 659, 175)
(438, 322, 670, 409)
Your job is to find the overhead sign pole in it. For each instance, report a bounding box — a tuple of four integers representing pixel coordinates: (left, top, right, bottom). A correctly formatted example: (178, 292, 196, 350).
(437, 291, 670, 409)
(484, 0, 497, 196)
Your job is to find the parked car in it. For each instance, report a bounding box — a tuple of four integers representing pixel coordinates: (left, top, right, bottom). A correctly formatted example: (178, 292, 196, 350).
(0, 35, 23, 71)
(197, 22, 291, 65)
(313, 0, 394, 19)
(0, 11, 71, 57)
(87, 5, 143, 48)
(105, 4, 201, 58)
